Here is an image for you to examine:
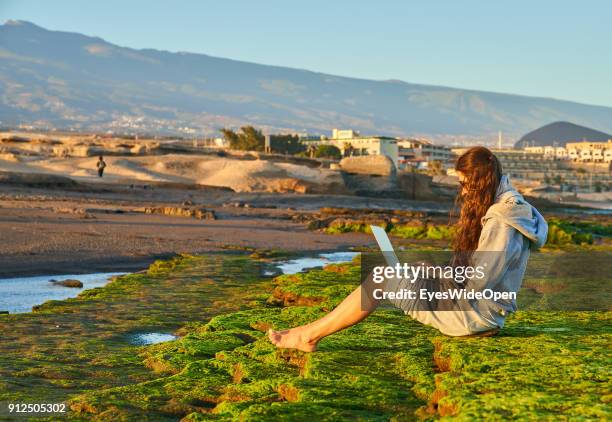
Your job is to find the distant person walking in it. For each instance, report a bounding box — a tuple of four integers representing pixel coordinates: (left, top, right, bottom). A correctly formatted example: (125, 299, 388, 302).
(96, 156, 106, 178)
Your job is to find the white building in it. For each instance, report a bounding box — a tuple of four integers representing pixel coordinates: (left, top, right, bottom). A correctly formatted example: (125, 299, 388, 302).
(555, 147, 568, 159)
(525, 146, 545, 154)
(523, 141, 612, 162)
(331, 129, 360, 140)
(568, 147, 580, 161)
(580, 149, 592, 161)
(319, 129, 399, 167)
(398, 138, 454, 169)
(592, 149, 604, 162)
(566, 140, 612, 163)
(213, 137, 229, 148)
(543, 146, 568, 160)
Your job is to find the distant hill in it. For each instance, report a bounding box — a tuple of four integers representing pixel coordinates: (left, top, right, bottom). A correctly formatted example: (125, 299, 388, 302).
(2, 20, 612, 141)
(515, 121, 612, 148)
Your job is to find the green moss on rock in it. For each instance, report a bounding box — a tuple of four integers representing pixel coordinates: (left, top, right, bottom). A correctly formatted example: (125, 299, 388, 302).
(2, 249, 610, 420)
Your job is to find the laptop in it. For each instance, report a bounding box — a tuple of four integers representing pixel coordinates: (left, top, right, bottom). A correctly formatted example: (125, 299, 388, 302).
(369, 225, 400, 267)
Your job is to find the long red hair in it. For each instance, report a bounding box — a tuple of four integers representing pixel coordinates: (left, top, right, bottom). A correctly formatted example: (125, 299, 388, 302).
(452, 147, 503, 262)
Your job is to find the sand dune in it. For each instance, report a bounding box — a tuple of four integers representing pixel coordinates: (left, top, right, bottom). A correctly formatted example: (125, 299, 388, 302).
(0, 153, 342, 193)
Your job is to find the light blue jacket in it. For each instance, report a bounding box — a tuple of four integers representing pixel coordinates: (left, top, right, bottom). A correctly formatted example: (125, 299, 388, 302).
(470, 175, 548, 328)
(392, 175, 548, 335)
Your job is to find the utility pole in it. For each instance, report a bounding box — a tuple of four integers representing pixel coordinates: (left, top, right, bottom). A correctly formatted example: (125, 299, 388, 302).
(411, 165, 416, 200)
(590, 157, 595, 192)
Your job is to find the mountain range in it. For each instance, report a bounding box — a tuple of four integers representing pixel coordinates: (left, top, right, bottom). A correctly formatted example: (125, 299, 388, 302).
(1, 20, 612, 143)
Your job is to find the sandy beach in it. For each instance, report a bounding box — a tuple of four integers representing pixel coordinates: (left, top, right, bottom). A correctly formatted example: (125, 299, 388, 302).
(0, 195, 366, 277)
(0, 176, 451, 277)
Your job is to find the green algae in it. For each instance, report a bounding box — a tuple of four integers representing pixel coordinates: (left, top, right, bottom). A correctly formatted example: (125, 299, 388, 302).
(322, 216, 612, 250)
(390, 225, 456, 241)
(517, 251, 611, 311)
(68, 258, 610, 420)
(2, 249, 610, 420)
(323, 220, 456, 242)
(65, 261, 437, 420)
(0, 254, 273, 417)
(269, 263, 361, 309)
(545, 218, 612, 246)
(323, 220, 383, 234)
(72, 306, 437, 420)
(433, 312, 611, 420)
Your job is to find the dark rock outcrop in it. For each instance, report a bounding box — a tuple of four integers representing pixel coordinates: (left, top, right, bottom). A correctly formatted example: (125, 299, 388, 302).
(142, 207, 216, 220)
(50, 279, 83, 288)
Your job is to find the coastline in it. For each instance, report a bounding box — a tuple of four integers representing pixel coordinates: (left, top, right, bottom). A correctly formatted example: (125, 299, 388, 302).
(0, 180, 450, 279)
(0, 194, 375, 278)
(1, 180, 608, 278)
(0, 254, 165, 279)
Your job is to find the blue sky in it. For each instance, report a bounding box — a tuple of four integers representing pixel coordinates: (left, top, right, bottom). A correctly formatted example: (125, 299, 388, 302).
(2, 0, 611, 107)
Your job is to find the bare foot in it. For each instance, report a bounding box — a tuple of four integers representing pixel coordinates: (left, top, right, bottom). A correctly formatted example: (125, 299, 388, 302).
(268, 327, 318, 352)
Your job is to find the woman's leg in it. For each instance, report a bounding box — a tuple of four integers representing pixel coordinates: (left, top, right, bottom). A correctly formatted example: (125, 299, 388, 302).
(268, 281, 380, 352)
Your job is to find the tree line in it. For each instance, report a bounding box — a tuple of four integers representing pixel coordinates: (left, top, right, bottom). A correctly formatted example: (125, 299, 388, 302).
(220, 126, 341, 159)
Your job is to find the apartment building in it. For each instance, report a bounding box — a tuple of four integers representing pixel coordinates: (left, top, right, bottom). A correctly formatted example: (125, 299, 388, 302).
(544, 146, 568, 159)
(315, 129, 399, 167)
(526, 141, 612, 163)
(398, 138, 454, 169)
(566, 140, 612, 163)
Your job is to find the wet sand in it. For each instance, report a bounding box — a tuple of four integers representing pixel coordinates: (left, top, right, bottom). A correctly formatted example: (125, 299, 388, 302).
(0, 175, 453, 278)
(0, 199, 372, 277)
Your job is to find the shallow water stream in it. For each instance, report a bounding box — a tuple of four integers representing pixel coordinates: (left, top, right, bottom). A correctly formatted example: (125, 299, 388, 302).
(0, 272, 124, 313)
(274, 251, 358, 275)
(129, 332, 178, 345)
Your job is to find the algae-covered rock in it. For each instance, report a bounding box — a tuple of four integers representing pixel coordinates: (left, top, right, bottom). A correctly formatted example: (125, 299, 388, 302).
(143, 206, 216, 220)
(0, 254, 271, 418)
(431, 311, 611, 419)
(2, 250, 610, 420)
(50, 278, 83, 288)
